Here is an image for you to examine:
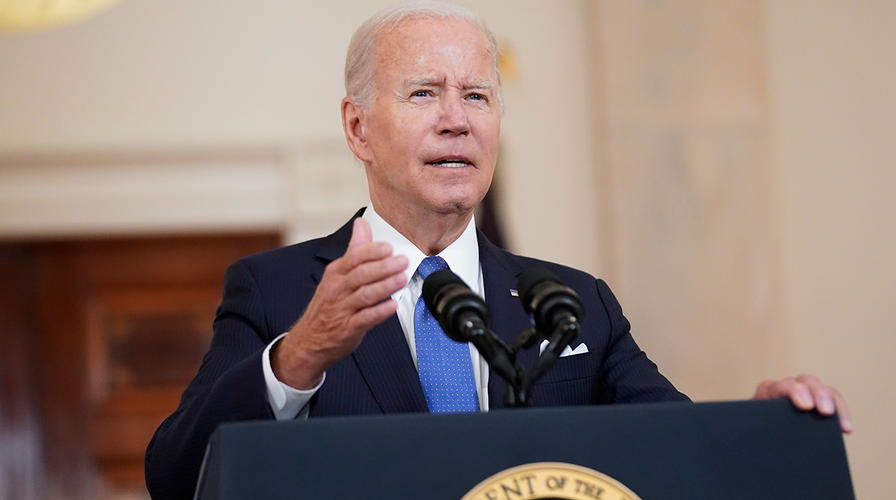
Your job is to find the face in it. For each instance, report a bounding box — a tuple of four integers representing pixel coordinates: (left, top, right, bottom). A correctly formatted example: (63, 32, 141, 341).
(345, 16, 501, 219)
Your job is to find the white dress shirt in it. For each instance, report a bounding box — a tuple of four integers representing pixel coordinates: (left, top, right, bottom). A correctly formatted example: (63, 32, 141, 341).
(262, 206, 490, 420)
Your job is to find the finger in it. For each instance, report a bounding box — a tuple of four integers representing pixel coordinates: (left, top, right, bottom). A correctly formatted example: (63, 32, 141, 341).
(754, 378, 814, 410)
(348, 298, 399, 332)
(347, 270, 408, 309)
(798, 374, 852, 433)
(800, 375, 836, 416)
(342, 254, 409, 292)
(831, 389, 853, 434)
(327, 240, 395, 276)
(787, 381, 815, 411)
(329, 217, 386, 273)
(348, 217, 373, 249)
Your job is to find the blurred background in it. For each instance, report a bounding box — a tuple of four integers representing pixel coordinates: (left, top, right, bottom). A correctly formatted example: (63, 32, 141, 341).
(0, 0, 893, 498)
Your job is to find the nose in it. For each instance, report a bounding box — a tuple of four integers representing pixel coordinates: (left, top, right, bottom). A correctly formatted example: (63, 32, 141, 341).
(437, 93, 470, 136)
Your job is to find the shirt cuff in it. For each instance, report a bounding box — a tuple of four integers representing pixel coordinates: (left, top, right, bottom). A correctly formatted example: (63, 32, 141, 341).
(262, 332, 325, 421)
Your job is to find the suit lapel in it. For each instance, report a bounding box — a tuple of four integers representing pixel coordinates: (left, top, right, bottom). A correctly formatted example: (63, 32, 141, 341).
(352, 316, 428, 413)
(313, 209, 427, 413)
(478, 232, 537, 410)
(313, 209, 362, 266)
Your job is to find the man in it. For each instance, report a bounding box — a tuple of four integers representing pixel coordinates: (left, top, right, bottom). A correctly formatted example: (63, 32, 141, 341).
(145, 3, 850, 499)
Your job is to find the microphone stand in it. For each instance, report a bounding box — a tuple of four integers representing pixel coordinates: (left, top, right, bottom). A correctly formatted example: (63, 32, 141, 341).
(501, 352, 529, 409)
(463, 321, 530, 408)
(498, 316, 581, 409)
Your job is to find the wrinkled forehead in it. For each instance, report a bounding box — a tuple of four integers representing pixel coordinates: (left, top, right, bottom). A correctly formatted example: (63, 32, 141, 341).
(372, 16, 496, 78)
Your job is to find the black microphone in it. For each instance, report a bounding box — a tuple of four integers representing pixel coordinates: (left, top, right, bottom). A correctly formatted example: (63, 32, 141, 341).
(517, 268, 585, 381)
(422, 269, 520, 387)
(422, 269, 489, 343)
(518, 267, 585, 335)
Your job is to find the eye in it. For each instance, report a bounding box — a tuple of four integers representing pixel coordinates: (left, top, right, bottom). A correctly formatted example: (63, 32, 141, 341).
(411, 90, 431, 98)
(466, 92, 486, 101)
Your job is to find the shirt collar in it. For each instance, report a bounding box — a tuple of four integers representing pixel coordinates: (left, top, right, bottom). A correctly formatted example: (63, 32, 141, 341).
(363, 205, 481, 295)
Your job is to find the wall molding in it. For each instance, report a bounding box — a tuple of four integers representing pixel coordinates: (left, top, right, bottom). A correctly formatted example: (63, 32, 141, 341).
(0, 142, 369, 242)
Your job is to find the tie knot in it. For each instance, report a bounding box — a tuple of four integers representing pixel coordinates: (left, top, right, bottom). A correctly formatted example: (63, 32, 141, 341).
(417, 256, 448, 280)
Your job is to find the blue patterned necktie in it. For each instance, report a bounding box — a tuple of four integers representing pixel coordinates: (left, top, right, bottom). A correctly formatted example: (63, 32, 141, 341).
(414, 256, 480, 413)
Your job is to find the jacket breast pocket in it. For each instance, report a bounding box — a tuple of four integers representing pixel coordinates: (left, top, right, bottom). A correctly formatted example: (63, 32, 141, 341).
(529, 350, 598, 385)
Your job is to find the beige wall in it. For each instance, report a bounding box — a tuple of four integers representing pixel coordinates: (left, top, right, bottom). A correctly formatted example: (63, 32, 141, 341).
(586, 1, 789, 403)
(763, 1, 896, 497)
(1, 0, 893, 497)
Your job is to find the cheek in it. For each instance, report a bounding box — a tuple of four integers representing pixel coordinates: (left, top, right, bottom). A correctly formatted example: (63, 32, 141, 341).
(475, 115, 501, 144)
(368, 118, 408, 159)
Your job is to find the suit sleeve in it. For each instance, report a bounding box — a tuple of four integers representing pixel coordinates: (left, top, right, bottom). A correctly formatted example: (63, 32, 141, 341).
(593, 279, 690, 404)
(145, 260, 277, 500)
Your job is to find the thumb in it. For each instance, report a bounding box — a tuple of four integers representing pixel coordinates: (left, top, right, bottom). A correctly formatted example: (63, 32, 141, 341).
(348, 217, 373, 249)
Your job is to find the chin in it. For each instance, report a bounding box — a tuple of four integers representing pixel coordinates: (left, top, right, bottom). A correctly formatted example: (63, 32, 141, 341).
(432, 196, 483, 216)
(449, 201, 473, 213)
(423, 186, 488, 216)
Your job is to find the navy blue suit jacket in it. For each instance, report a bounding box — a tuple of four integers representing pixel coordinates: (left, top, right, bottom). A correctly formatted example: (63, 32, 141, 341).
(145, 209, 687, 500)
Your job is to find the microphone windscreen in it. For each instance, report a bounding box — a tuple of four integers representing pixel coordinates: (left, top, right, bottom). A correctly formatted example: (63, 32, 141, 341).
(517, 267, 561, 314)
(421, 268, 465, 312)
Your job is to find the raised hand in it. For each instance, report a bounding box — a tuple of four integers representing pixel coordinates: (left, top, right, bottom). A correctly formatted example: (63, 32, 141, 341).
(272, 217, 409, 389)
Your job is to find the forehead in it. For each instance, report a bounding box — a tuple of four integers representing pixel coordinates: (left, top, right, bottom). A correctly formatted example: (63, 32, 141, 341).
(373, 17, 495, 82)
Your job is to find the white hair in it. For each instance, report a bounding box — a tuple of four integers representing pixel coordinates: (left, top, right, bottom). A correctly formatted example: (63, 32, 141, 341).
(344, 1, 505, 114)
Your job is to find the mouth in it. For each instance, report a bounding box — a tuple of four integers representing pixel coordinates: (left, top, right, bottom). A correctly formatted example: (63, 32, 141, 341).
(426, 157, 473, 168)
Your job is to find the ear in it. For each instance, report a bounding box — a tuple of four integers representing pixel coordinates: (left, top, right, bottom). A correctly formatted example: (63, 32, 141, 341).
(341, 97, 373, 163)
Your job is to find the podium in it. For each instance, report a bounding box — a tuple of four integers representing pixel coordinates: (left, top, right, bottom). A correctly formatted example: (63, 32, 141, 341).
(196, 399, 854, 500)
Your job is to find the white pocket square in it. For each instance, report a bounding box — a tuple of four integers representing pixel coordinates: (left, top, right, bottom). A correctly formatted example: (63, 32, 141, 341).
(539, 340, 589, 357)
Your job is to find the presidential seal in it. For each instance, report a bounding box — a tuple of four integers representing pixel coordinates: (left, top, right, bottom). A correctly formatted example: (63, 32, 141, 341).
(460, 462, 641, 500)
